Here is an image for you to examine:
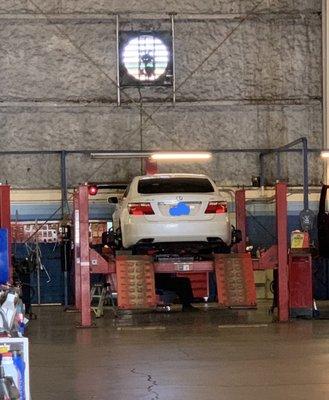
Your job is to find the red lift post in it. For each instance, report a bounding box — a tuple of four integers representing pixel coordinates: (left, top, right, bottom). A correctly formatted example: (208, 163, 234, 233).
(235, 183, 289, 322)
(78, 185, 92, 327)
(73, 190, 81, 311)
(276, 182, 289, 322)
(235, 189, 247, 253)
(73, 185, 116, 327)
(145, 158, 158, 175)
(0, 185, 12, 282)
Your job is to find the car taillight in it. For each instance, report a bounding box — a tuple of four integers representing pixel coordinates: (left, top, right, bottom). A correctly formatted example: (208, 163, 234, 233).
(128, 203, 154, 216)
(205, 202, 227, 214)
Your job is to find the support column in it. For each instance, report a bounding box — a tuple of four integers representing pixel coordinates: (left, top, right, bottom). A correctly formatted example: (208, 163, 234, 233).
(78, 185, 92, 327)
(276, 182, 289, 322)
(235, 189, 246, 253)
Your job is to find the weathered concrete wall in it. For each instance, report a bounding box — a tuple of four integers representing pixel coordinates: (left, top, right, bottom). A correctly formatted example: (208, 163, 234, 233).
(0, 1, 321, 14)
(0, 0, 323, 188)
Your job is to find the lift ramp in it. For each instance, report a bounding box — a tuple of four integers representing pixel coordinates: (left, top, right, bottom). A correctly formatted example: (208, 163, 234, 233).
(116, 255, 157, 309)
(215, 253, 257, 308)
(114, 253, 256, 310)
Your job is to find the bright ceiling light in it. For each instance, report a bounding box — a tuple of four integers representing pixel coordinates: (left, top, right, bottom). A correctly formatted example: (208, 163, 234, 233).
(89, 152, 213, 161)
(151, 152, 212, 161)
(321, 151, 329, 158)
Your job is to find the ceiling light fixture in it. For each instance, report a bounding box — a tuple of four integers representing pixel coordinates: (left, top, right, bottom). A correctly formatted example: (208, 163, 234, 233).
(90, 152, 152, 159)
(150, 152, 212, 161)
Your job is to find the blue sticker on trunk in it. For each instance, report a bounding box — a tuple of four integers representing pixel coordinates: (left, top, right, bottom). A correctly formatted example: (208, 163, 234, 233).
(169, 202, 190, 216)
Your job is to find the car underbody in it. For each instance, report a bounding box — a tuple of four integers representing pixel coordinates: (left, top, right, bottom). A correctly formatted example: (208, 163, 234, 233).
(130, 240, 231, 260)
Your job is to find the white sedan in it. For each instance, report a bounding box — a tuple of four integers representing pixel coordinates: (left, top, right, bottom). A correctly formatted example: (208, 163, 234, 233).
(111, 173, 232, 250)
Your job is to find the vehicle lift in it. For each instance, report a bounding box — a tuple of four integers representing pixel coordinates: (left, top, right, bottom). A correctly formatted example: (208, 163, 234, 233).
(0, 181, 310, 325)
(73, 181, 292, 328)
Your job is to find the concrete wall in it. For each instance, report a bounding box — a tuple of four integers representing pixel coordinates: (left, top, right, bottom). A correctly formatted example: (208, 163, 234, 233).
(0, 0, 322, 188)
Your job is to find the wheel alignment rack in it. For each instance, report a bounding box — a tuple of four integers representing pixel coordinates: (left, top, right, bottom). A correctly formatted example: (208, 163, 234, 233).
(73, 182, 289, 327)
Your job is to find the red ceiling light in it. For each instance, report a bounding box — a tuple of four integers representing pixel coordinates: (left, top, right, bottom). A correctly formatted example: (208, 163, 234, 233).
(88, 185, 98, 196)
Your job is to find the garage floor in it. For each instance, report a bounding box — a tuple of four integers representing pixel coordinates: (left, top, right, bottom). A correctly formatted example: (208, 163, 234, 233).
(29, 302, 329, 400)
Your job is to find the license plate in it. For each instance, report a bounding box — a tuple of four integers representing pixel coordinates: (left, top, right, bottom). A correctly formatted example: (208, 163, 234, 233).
(175, 263, 192, 272)
(169, 202, 190, 216)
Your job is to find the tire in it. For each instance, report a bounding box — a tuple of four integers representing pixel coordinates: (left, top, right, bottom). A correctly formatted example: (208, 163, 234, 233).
(131, 245, 149, 256)
(214, 243, 231, 254)
(115, 226, 123, 250)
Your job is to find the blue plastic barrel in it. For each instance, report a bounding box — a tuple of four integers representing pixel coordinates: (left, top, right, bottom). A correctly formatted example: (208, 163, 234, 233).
(0, 228, 9, 284)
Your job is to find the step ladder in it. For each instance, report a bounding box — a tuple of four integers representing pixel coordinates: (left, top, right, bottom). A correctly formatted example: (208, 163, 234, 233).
(90, 283, 116, 318)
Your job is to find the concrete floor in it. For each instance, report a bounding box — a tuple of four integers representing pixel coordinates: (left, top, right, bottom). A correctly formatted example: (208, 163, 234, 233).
(28, 302, 329, 400)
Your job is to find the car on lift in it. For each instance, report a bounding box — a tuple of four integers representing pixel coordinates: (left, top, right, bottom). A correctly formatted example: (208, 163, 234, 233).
(110, 173, 233, 254)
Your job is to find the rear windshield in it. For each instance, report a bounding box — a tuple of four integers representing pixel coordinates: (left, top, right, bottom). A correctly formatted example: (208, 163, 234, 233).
(138, 178, 215, 194)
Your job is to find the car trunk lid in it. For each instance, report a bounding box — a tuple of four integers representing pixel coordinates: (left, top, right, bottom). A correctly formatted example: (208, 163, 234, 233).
(141, 193, 219, 221)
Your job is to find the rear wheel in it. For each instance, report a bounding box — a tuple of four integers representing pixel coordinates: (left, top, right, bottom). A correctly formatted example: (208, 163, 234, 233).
(131, 246, 148, 255)
(213, 242, 231, 254)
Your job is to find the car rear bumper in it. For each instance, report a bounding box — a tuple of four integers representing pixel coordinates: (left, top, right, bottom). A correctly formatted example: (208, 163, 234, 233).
(122, 217, 231, 248)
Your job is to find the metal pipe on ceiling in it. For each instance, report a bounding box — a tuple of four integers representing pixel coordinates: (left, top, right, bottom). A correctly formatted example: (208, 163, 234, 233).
(171, 13, 176, 105)
(0, 98, 320, 108)
(115, 14, 121, 107)
(259, 137, 310, 211)
(0, 147, 323, 156)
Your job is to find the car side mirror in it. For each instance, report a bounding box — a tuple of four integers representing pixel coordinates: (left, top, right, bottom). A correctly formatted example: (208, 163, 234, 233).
(108, 196, 119, 204)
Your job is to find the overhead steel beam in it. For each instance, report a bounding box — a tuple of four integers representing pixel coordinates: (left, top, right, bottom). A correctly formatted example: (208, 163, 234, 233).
(0, 147, 323, 156)
(0, 98, 320, 108)
(0, 11, 319, 22)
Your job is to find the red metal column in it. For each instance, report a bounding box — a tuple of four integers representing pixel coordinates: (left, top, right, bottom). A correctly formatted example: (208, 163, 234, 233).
(235, 189, 246, 253)
(276, 182, 289, 322)
(73, 190, 81, 310)
(145, 158, 158, 175)
(0, 185, 12, 282)
(78, 185, 92, 327)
